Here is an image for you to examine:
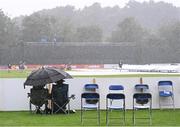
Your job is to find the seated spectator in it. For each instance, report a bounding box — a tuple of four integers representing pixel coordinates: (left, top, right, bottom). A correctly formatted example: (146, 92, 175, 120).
(51, 79, 69, 114)
(30, 85, 49, 114)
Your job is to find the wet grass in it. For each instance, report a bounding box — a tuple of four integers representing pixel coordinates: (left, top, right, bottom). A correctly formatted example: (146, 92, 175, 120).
(0, 109, 179, 126)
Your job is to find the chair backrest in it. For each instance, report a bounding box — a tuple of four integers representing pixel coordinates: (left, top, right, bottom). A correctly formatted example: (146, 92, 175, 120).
(158, 81, 173, 91)
(85, 84, 98, 89)
(52, 83, 68, 104)
(109, 85, 124, 93)
(158, 81, 173, 86)
(84, 84, 99, 93)
(133, 93, 152, 105)
(109, 85, 124, 90)
(30, 88, 48, 107)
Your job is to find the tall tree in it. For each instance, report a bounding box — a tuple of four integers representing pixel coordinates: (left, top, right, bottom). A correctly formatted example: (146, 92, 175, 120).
(110, 17, 145, 42)
(157, 22, 180, 61)
(0, 9, 19, 47)
(51, 18, 75, 42)
(22, 13, 53, 42)
(75, 25, 103, 42)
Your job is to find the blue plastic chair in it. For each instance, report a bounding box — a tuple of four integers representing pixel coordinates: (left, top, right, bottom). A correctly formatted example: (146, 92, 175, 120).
(158, 81, 175, 109)
(81, 93, 100, 125)
(106, 85, 125, 125)
(133, 93, 152, 125)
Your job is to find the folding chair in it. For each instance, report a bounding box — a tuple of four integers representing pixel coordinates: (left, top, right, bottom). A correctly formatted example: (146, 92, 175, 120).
(106, 93, 125, 126)
(28, 88, 49, 114)
(81, 93, 100, 125)
(51, 83, 75, 114)
(106, 85, 125, 126)
(133, 93, 152, 125)
(158, 80, 175, 109)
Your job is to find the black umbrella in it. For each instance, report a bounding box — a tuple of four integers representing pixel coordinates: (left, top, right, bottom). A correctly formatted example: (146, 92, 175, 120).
(24, 67, 72, 87)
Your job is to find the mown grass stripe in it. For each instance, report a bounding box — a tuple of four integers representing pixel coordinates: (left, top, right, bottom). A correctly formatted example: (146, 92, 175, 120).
(1, 70, 180, 78)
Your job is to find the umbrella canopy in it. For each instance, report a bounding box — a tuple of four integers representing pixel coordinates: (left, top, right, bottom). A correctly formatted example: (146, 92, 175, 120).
(24, 67, 72, 87)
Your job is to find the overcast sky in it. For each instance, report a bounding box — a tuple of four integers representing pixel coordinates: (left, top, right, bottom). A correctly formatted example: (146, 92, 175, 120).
(0, 0, 180, 18)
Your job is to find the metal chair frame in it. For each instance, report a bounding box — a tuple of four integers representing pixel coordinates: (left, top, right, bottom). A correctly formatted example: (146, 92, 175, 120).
(81, 92, 100, 125)
(106, 85, 125, 126)
(106, 93, 125, 126)
(133, 93, 152, 126)
(51, 94, 75, 114)
(158, 81, 175, 109)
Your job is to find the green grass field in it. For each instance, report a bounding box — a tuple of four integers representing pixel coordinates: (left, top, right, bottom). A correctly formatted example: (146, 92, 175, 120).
(1, 69, 180, 78)
(0, 110, 179, 126)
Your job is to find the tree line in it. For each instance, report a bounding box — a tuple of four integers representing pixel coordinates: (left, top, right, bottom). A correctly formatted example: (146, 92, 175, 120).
(0, 0, 180, 63)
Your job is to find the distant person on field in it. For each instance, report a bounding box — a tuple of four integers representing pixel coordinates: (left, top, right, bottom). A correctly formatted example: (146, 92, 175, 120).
(19, 61, 25, 71)
(7, 64, 12, 72)
(119, 60, 123, 69)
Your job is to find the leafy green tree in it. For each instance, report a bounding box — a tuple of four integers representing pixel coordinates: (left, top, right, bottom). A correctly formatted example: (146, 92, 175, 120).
(51, 18, 75, 42)
(75, 25, 103, 42)
(22, 13, 75, 42)
(22, 13, 53, 42)
(110, 17, 145, 42)
(158, 22, 180, 45)
(0, 9, 19, 47)
(157, 22, 180, 61)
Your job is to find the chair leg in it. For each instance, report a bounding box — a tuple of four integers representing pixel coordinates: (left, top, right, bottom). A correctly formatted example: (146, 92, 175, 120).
(29, 101, 32, 113)
(159, 97, 161, 109)
(50, 101, 54, 114)
(106, 108, 108, 126)
(149, 108, 152, 125)
(68, 102, 70, 114)
(133, 108, 135, 126)
(97, 108, 100, 125)
(123, 109, 125, 125)
(172, 96, 175, 110)
(81, 108, 83, 124)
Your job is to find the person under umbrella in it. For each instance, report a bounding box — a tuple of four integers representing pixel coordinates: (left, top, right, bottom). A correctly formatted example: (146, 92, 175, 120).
(24, 66, 73, 114)
(29, 84, 49, 114)
(51, 79, 69, 114)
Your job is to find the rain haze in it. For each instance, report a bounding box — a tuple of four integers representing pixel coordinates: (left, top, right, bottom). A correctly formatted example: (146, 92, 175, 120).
(0, 0, 180, 65)
(0, 0, 180, 17)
